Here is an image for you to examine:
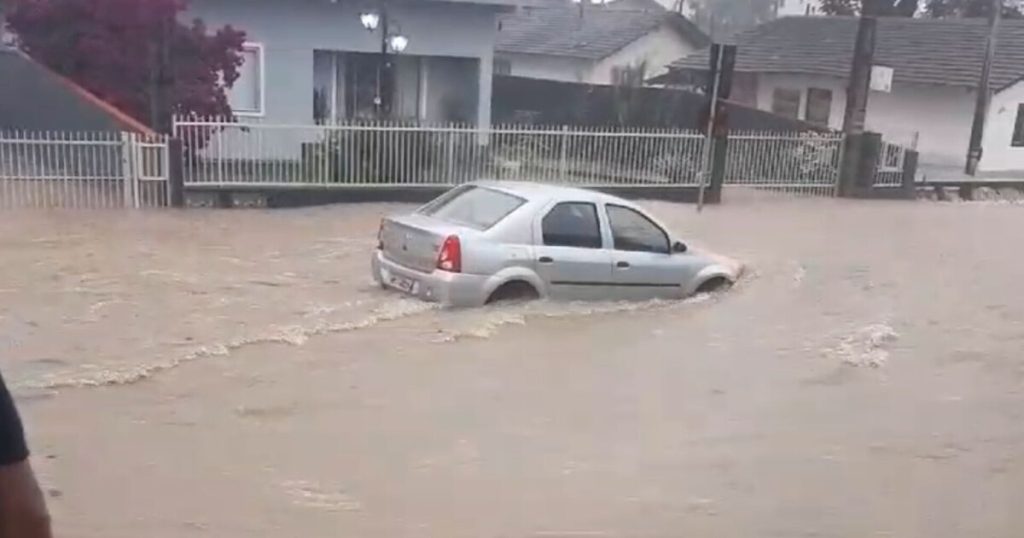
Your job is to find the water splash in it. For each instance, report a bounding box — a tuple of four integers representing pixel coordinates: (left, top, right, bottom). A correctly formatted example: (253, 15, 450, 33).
(823, 322, 899, 368)
(434, 293, 719, 343)
(281, 480, 362, 512)
(18, 299, 438, 390)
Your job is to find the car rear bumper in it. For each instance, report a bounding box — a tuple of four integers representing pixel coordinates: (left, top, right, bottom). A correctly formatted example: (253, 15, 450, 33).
(371, 250, 490, 307)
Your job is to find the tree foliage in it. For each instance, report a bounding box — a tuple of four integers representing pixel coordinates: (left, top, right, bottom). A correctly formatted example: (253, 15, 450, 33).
(820, 0, 1023, 16)
(7, 0, 246, 131)
(925, 0, 1023, 18)
(688, 0, 776, 39)
(820, 0, 859, 15)
(820, 0, 919, 16)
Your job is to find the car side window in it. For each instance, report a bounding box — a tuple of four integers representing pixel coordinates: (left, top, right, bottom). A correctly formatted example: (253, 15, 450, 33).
(607, 204, 669, 254)
(541, 202, 602, 249)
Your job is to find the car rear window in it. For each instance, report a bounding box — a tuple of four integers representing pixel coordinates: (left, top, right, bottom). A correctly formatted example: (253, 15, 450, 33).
(419, 185, 526, 230)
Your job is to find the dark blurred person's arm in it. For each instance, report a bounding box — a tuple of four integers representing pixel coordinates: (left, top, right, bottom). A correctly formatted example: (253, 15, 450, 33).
(0, 371, 52, 538)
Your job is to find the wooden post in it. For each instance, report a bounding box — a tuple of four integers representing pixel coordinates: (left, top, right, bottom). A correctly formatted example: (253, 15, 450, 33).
(168, 138, 185, 208)
(901, 149, 919, 199)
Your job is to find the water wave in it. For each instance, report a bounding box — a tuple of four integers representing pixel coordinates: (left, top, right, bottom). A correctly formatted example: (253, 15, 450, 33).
(434, 292, 720, 343)
(18, 299, 438, 390)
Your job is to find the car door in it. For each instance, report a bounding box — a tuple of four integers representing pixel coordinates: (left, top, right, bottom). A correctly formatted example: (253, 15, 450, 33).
(605, 203, 689, 301)
(532, 201, 613, 301)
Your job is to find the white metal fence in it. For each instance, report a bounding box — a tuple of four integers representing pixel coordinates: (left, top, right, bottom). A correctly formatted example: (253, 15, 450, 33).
(874, 140, 908, 187)
(173, 116, 709, 187)
(723, 131, 845, 196)
(172, 117, 849, 197)
(0, 131, 170, 209)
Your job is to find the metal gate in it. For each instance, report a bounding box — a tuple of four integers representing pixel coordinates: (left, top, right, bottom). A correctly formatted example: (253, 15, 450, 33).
(874, 140, 907, 187)
(0, 130, 170, 209)
(723, 131, 844, 196)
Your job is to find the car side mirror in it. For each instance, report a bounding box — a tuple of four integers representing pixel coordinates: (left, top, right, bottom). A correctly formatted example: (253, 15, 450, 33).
(672, 241, 688, 254)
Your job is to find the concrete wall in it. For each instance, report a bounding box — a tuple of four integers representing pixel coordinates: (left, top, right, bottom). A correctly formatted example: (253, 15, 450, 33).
(186, 0, 500, 128)
(497, 22, 696, 86)
(980, 79, 1024, 172)
(498, 53, 593, 84)
(755, 73, 975, 168)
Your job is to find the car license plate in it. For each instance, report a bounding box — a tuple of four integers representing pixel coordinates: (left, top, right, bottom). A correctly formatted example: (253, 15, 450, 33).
(385, 271, 417, 294)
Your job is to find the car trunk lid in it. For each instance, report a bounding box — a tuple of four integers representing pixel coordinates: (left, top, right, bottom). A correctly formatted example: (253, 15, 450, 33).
(380, 214, 471, 273)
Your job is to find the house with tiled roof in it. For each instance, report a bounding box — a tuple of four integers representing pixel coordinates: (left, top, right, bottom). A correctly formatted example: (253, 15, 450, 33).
(495, 0, 708, 85)
(659, 16, 1024, 176)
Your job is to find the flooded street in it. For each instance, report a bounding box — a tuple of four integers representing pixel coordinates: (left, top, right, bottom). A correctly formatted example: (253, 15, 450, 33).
(3, 195, 1023, 537)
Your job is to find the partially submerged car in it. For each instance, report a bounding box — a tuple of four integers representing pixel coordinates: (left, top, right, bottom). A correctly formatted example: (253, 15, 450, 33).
(372, 181, 738, 307)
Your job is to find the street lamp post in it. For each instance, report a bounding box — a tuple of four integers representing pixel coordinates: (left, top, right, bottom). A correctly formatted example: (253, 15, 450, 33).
(360, 7, 408, 119)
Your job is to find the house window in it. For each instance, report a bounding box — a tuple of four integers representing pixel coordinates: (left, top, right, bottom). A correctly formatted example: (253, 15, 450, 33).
(228, 43, 264, 115)
(494, 58, 511, 76)
(806, 88, 832, 127)
(1013, 104, 1024, 147)
(771, 87, 801, 119)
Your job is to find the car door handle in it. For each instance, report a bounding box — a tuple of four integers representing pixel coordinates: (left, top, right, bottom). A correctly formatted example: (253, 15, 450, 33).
(616, 261, 630, 268)
(538, 256, 554, 263)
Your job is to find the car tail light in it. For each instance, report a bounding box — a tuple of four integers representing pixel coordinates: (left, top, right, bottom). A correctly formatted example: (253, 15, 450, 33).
(436, 235, 461, 273)
(376, 220, 385, 250)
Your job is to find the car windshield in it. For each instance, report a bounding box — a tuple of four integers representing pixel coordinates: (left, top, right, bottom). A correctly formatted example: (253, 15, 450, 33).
(419, 185, 526, 230)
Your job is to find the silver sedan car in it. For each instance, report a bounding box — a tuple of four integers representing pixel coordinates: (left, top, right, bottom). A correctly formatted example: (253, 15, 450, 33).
(371, 181, 738, 307)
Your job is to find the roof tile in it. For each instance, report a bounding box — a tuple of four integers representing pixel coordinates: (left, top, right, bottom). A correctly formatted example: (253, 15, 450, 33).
(667, 16, 1024, 90)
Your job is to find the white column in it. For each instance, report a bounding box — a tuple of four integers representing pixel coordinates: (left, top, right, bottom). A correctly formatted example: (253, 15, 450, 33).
(476, 51, 493, 130)
(418, 57, 428, 122)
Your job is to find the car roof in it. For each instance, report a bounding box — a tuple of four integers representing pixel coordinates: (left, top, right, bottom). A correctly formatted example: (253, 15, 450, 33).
(474, 180, 632, 206)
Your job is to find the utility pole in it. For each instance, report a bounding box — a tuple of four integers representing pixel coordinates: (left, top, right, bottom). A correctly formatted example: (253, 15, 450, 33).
(841, 0, 877, 137)
(837, 0, 878, 196)
(965, 0, 1001, 175)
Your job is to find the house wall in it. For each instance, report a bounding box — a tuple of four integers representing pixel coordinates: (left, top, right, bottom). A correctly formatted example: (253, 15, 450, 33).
(497, 53, 593, 84)
(980, 79, 1024, 172)
(590, 23, 698, 84)
(497, 23, 696, 86)
(185, 0, 499, 128)
(756, 73, 975, 168)
(774, 0, 823, 16)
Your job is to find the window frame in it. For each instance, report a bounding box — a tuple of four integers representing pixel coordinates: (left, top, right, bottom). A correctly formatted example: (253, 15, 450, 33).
(540, 201, 604, 249)
(230, 42, 266, 117)
(770, 87, 801, 120)
(606, 203, 670, 255)
(494, 58, 512, 76)
(805, 87, 832, 127)
(1012, 103, 1024, 147)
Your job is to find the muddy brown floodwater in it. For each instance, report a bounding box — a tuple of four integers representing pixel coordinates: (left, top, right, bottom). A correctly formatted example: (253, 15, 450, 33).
(2, 193, 1023, 538)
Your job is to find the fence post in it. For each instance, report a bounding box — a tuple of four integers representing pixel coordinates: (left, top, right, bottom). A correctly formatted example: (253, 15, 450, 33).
(445, 129, 455, 184)
(838, 131, 880, 198)
(168, 138, 185, 208)
(217, 120, 225, 184)
(705, 134, 727, 204)
(121, 132, 134, 208)
(856, 132, 883, 196)
(900, 149, 919, 200)
(558, 125, 569, 178)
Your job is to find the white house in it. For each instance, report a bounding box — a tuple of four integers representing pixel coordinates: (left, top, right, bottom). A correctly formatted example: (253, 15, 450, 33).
(662, 16, 1024, 177)
(184, 0, 521, 129)
(495, 0, 707, 85)
(773, 0, 823, 16)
